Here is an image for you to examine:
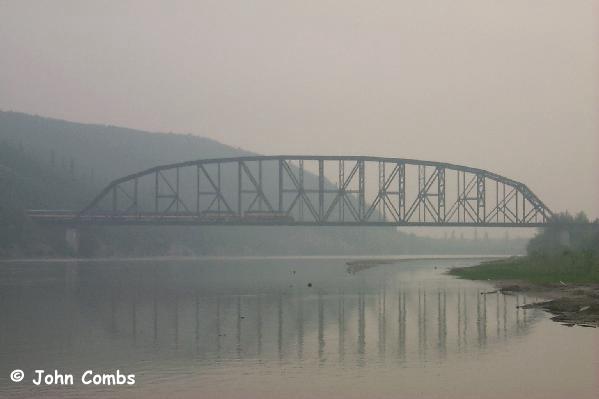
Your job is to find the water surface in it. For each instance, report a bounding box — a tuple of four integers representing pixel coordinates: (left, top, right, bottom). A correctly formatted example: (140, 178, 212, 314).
(0, 257, 597, 398)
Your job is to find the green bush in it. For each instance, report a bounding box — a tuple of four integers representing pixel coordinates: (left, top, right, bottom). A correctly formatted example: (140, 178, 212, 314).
(452, 213, 599, 284)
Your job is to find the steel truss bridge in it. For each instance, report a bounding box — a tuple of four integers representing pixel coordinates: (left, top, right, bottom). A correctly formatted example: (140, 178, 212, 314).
(28, 156, 553, 227)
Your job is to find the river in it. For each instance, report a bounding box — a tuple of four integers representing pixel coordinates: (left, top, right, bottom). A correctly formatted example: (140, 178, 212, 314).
(0, 257, 597, 398)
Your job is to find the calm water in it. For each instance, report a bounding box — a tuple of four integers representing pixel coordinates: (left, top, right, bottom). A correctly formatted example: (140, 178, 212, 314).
(0, 257, 597, 398)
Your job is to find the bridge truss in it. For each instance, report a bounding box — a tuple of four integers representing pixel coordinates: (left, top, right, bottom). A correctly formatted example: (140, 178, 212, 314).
(30, 156, 553, 227)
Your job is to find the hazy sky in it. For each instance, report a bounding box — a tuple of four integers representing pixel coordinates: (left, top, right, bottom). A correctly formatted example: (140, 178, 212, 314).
(1, 0, 598, 218)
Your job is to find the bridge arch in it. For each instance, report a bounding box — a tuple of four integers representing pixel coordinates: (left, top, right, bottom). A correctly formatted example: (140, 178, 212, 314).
(77, 155, 552, 227)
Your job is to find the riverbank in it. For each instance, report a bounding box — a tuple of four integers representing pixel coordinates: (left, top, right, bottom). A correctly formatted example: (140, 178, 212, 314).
(449, 255, 599, 327)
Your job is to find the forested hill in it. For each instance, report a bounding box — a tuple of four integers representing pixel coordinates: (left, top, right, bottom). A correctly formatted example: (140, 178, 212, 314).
(0, 110, 250, 206)
(0, 111, 526, 257)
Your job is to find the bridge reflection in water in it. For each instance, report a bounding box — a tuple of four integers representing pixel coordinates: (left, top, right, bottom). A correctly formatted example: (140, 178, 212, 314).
(96, 285, 538, 365)
(0, 258, 544, 372)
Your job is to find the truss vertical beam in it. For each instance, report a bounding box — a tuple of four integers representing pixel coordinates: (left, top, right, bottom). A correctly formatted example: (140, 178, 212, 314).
(299, 160, 304, 221)
(437, 167, 445, 223)
(278, 159, 283, 212)
(258, 160, 263, 211)
(379, 161, 386, 221)
(154, 171, 159, 213)
(318, 159, 324, 222)
(501, 182, 505, 223)
(398, 162, 405, 221)
(338, 160, 345, 222)
(196, 165, 200, 214)
(175, 167, 180, 213)
(495, 180, 499, 223)
(238, 161, 242, 216)
(418, 165, 426, 222)
(358, 159, 365, 221)
(461, 171, 466, 223)
(217, 163, 222, 212)
(133, 178, 138, 213)
(457, 171, 461, 223)
(112, 186, 117, 212)
(477, 174, 485, 223)
(522, 192, 526, 224)
(515, 190, 519, 223)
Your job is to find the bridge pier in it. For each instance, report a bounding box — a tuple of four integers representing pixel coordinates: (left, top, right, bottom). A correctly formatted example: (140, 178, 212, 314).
(65, 227, 80, 255)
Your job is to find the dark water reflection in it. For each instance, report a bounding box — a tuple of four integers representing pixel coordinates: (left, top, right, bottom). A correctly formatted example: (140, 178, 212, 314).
(0, 258, 596, 399)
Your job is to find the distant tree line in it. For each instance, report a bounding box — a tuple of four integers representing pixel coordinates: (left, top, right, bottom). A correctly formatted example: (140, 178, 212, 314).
(527, 211, 599, 257)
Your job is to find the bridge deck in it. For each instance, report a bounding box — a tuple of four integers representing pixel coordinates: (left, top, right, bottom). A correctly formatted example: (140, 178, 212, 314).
(27, 211, 546, 227)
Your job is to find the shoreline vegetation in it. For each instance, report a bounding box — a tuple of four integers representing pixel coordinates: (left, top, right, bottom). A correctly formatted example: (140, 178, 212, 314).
(450, 213, 599, 327)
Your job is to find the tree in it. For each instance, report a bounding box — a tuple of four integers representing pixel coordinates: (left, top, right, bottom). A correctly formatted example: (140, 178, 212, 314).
(527, 211, 598, 256)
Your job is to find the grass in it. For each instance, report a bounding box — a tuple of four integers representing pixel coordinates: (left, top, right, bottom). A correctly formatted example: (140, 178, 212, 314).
(449, 251, 599, 285)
